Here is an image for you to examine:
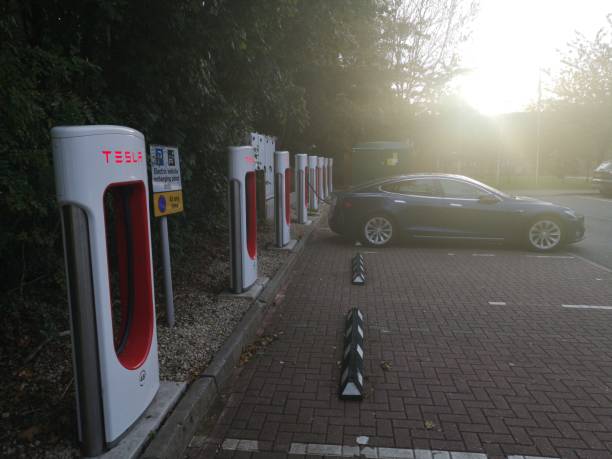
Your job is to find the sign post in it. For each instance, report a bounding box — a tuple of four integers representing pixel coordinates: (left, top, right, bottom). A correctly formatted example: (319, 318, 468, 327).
(150, 145, 184, 327)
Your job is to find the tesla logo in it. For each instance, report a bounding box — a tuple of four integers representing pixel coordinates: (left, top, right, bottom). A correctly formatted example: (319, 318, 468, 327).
(138, 370, 146, 386)
(101, 150, 143, 164)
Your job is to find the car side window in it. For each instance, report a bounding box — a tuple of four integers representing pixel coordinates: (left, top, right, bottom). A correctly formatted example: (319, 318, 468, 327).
(382, 179, 439, 196)
(439, 179, 488, 199)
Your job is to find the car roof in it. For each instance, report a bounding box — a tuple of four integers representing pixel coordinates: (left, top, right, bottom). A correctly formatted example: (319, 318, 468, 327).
(354, 173, 472, 188)
(351, 173, 511, 197)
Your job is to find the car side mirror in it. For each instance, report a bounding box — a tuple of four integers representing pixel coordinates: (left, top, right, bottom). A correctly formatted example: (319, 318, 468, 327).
(478, 194, 500, 204)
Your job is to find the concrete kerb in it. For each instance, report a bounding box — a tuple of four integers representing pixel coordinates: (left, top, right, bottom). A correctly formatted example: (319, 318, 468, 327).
(140, 378, 216, 459)
(140, 206, 328, 459)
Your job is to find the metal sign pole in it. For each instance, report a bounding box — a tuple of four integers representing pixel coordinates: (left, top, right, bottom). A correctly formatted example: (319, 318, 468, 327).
(159, 216, 175, 327)
(150, 144, 183, 327)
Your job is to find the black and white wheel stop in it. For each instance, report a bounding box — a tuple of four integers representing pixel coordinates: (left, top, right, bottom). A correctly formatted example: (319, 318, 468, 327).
(351, 253, 366, 285)
(339, 308, 365, 400)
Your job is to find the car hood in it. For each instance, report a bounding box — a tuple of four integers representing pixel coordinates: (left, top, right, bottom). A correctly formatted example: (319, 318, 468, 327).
(512, 195, 552, 203)
(511, 195, 577, 214)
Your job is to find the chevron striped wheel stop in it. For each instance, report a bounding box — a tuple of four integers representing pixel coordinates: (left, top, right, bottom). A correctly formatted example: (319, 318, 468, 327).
(339, 308, 365, 400)
(351, 253, 366, 285)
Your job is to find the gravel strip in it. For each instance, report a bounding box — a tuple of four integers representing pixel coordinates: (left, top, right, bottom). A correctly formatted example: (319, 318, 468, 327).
(157, 223, 291, 382)
(157, 294, 251, 382)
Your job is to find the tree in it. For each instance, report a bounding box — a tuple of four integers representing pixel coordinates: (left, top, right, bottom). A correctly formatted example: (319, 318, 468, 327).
(550, 14, 612, 163)
(381, 0, 478, 108)
(0, 0, 477, 317)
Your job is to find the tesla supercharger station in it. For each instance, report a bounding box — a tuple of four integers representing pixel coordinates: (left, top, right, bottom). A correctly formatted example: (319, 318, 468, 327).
(228, 146, 258, 293)
(317, 156, 325, 202)
(295, 154, 310, 224)
(323, 157, 329, 199)
(308, 155, 318, 213)
(52, 125, 159, 456)
(274, 151, 291, 247)
(328, 158, 334, 193)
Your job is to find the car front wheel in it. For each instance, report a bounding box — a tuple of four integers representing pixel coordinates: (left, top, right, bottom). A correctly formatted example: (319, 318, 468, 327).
(362, 215, 395, 246)
(527, 218, 563, 251)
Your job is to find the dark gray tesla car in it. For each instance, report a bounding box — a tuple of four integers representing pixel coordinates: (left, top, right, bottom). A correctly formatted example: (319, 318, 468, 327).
(328, 174, 585, 251)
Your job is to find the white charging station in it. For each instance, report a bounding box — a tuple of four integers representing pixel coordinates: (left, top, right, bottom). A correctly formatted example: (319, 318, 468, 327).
(294, 154, 310, 224)
(52, 125, 159, 456)
(228, 146, 258, 293)
(328, 157, 334, 193)
(274, 151, 292, 247)
(308, 155, 319, 213)
(323, 157, 329, 199)
(317, 156, 325, 202)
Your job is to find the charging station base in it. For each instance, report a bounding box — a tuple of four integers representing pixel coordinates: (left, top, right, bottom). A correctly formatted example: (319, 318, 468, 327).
(270, 239, 298, 252)
(97, 381, 186, 459)
(221, 276, 270, 300)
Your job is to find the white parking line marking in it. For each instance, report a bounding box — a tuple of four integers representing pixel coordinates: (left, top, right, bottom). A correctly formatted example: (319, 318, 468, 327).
(526, 255, 574, 259)
(572, 195, 612, 204)
(288, 443, 307, 454)
(308, 443, 343, 455)
(220, 440, 562, 459)
(507, 456, 560, 459)
(221, 438, 239, 450)
(488, 301, 507, 305)
(472, 253, 495, 257)
(571, 253, 612, 273)
(562, 304, 612, 310)
(378, 447, 414, 458)
(284, 443, 557, 458)
(221, 438, 259, 451)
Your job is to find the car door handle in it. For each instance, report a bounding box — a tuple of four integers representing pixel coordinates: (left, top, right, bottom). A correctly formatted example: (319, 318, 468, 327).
(449, 203, 463, 207)
(394, 199, 406, 204)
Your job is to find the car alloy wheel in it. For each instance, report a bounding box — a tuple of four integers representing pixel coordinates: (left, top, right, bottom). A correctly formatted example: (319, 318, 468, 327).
(528, 219, 562, 251)
(363, 216, 393, 246)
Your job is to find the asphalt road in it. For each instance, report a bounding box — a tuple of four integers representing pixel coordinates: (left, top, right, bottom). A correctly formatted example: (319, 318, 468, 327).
(536, 192, 612, 269)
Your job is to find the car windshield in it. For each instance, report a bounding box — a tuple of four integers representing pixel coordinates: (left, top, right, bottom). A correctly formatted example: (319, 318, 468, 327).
(596, 161, 612, 171)
(350, 177, 395, 191)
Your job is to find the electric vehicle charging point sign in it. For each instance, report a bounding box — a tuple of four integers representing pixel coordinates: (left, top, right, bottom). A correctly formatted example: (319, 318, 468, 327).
(149, 145, 184, 217)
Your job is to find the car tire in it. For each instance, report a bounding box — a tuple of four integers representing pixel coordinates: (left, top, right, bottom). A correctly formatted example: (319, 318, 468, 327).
(361, 215, 395, 247)
(526, 217, 564, 252)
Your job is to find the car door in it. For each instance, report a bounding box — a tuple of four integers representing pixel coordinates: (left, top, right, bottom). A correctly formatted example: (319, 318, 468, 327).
(437, 178, 511, 238)
(381, 178, 451, 237)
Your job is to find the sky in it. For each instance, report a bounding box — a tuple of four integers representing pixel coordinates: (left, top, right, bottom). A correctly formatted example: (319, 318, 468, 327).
(454, 0, 611, 115)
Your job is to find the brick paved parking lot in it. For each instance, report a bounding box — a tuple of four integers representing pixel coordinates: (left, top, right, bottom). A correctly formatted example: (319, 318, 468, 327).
(187, 222, 612, 459)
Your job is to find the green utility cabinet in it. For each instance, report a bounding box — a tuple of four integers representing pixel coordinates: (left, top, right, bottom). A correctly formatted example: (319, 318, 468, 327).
(350, 141, 412, 185)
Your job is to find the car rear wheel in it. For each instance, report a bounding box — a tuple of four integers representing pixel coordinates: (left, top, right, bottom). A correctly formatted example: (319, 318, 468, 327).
(362, 215, 395, 246)
(527, 218, 563, 251)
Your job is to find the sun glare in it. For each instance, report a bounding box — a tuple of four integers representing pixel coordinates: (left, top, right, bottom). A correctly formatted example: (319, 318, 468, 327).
(456, 0, 611, 115)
